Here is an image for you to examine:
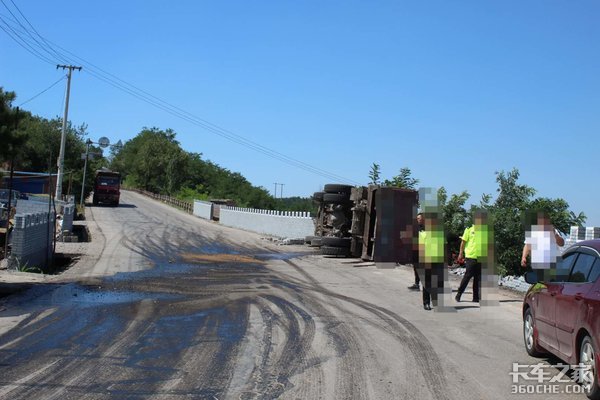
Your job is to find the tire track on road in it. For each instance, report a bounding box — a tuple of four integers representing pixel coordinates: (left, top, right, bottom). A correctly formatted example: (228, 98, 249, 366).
(282, 259, 451, 400)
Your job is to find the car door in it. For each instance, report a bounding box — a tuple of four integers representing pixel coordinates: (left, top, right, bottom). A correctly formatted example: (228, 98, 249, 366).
(533, 251, 578, 351)
(555, 250, 598, 359)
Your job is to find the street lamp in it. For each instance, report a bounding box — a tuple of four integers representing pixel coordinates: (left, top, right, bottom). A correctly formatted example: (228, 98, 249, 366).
(80, 137, 110, 206)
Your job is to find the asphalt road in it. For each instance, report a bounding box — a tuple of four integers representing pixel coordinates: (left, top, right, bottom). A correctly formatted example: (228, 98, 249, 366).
(0, 191, 586, 399)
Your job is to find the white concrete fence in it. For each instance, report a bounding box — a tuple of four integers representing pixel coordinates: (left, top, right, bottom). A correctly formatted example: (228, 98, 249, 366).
(193, 200, 213, 220)
(220, 206, 314, 238)
(193, 200, 315, 239)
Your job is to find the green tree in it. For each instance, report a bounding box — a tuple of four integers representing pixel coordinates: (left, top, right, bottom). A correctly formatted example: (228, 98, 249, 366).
(0, 88, 27, 160)
(111, 127, 282, 209)
(112, 127, 183, 193)
(568, 211, 587, 229)
(437, 186, 470, 255)
(438, 187, 470, 238)
(1, 88, 92, 198)
(489, 169, 536, 276)
(274, 196, 317, 213)
(383, 167, 419, 189)
(17, 116, 90, 197)
(368, 162, 381, 185)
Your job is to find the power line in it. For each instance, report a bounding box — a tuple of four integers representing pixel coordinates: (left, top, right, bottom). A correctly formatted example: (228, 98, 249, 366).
(0, 13, 358, 184)
(6, 0, 68, 63)
(0, 11, 362, 186)
(17, 75, 65, 107)
(0, 16, 56, 65)
(0, 0, 65, 63)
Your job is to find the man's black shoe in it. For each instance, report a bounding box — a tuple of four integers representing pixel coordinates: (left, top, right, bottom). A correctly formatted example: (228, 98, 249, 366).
(473, 299, 480, 303)
(423, 303, 432, 311)
(408, 284, 420, 290)
(455, 293, 461, 302)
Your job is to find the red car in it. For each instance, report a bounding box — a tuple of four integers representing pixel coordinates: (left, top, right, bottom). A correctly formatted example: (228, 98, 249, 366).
(523, 239, 600, 399)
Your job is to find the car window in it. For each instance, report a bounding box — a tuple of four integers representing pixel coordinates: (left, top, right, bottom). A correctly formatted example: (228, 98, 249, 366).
(587, 259, 600, 283)
(568, 253, 596, 283)
(551, 252, 578, 282)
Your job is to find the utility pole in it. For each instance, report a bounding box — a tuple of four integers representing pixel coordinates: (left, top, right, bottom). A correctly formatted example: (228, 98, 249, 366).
(273, 182, 279, 198)
(280, 183, 285, 199)
(55, 64, 82, 200)
(3, 108, 18, 258)
(80, 139, 92, 206)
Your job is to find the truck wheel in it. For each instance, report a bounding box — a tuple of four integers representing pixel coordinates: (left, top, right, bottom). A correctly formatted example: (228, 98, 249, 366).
(310, 238, 322, 247)
(323, 193, 350, 204)
(321, 245, 350, 257)
(321, 237, 351, 248)
(324, 184, 353, 194)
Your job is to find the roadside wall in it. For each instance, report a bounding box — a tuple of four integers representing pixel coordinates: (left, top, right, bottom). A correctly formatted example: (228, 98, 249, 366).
(218, 206, 314, 239)
(16, 198, 75, 232)
(193, 200, 213, 220)
(11, 211, 54, 268)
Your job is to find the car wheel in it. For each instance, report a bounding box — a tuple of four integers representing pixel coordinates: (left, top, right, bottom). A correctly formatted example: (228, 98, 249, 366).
(321, 245, 350, 257)
(324, 184, 353, 194)
(323, 193, 350, 204)
(523, 308, 545, 357)
(580, 336, 600, 399)
(321, 237, 351, 248)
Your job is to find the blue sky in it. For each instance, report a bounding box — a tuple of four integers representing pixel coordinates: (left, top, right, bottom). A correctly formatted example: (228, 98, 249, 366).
(1, 1, 599, 225)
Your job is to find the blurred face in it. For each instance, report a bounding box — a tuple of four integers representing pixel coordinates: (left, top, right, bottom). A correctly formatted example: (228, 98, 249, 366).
(537, 213, 551, 228)
(417, 214, 423, 225)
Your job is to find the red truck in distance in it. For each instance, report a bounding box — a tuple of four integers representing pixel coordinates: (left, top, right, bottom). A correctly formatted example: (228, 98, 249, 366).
(92, 170, 121, 206)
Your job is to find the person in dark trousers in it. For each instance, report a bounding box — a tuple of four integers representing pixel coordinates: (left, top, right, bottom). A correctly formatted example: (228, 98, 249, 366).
(418, 211, 446, 310)
(408, 213, 424, 290)
(455, 211, 488, 302)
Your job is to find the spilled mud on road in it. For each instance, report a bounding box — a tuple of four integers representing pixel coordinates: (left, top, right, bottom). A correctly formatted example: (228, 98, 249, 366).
(181, 252, 266, 265)
(0, 248, 450, 400)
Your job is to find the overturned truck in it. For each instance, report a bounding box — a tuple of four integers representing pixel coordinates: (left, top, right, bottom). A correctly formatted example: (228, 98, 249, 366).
(310, 184, 418, 267)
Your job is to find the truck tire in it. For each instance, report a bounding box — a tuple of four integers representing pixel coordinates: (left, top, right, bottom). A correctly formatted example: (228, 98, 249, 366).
(310, 238, 322, 247)
(323, 193, 350, 204)
(321, 245, 350, 257)
(313, 192, 324, 202)
(321, 237, 351, 248)
(324, 184, 353, 194)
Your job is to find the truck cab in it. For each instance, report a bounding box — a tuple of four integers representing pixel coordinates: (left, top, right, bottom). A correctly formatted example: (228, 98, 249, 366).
(92, 171, 120, 206)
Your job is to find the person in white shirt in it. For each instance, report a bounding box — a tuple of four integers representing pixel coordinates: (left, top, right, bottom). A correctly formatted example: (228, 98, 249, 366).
(521, 212, 565, 271)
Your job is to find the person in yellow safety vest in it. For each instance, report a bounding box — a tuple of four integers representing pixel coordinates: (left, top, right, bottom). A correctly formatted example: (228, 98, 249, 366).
(456, 210, 490, 303)
(408, 213, 424, 291)
(418, 211, 446, 310)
